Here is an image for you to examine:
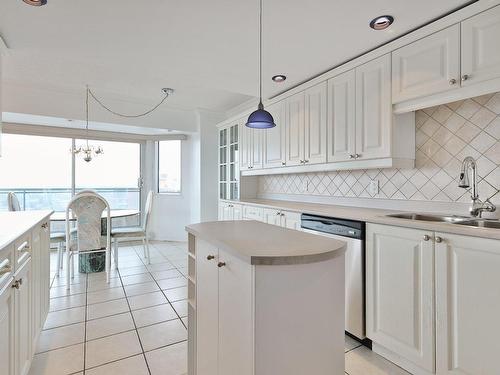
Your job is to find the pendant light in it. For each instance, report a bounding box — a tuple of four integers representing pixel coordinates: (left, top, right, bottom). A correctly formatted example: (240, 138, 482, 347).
(246, 0, 276, 129)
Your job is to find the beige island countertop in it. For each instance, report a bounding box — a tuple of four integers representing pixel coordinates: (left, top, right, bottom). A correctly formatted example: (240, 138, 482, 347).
(0, 210, 53, 250)
(186, 220, 346, 265)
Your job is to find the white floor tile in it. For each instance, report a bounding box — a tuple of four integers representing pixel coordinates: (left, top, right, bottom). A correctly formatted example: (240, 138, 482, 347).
(121, 273, 154, 286)
(132, 303, 178, 328)
(85, 330, 142, 369)
(36, 323, 85, 353)
(49, 294, 87, 312)
(86, 312, 135, 341)
(345, 335, 362, 353)
(87, 298, 130, 320)
(44, 307, 86, 329)
(345, 346, 411, 375)
(164, 287, 187, 302)
(157, 276, 187, 290)
(151, 269, 182, 281)
(128, 291, 167, 311)
(118, 265, 149, 277)
(138, 319, 187, 352)
(85, 354, 149, 375)
(29, 343, 84, 375)
(87, 277, 122, 292)
(50, 283, 86, 298)
(171, 300, 187, 318)
(146, 341, 187, 375)
(124, 281, 160, 297)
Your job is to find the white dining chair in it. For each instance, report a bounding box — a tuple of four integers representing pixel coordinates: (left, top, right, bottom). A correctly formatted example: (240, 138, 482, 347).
(7, 192, 21, 211)
(111, 190, 153, 267)
(65, 191, 111, 289)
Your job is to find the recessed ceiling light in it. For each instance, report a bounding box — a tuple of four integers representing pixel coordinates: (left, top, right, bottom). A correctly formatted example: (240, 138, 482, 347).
(369, 15, 394, 30)
(272, 75, 287, 83)
(22, 0, 47, 6)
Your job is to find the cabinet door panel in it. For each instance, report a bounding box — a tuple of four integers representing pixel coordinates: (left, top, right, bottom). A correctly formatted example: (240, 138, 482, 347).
(14, 259, 32, 375)
(304, 82, 327, 165)
(356, 54, 392, 160)
(327, 70, 356, 162)
(0, 283, 15, 375)
(251, 126, 263, 169)
(462, 5, 500, 86)
(263, 101, 286, 168)
(262, 209, 281, 226)
(366, 224, 435, 372)
(281, 211, 301, 230)
(239, 121, 252, 170)
(232, 204, 242, 220)
(196, 240, 219, 375)
(285, 93, 305, 166)
(392, 25, 460, 103)
(218, 249, 253, 375)
(435, 233, 500, 375)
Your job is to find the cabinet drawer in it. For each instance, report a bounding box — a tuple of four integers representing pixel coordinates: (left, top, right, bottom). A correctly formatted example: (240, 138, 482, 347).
(0, 244, 14, 290)
(242, 205, 264, 221)
(14, 233, 32, 268)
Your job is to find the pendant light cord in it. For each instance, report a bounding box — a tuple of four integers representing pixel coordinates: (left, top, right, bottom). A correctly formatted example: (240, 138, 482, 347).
(87, 87, 171, 119)
(259, 0, 263, 106)
(86, 85, 90, 148)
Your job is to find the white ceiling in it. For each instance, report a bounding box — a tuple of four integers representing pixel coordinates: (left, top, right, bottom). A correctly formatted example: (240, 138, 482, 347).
(0, 0, 472, 130)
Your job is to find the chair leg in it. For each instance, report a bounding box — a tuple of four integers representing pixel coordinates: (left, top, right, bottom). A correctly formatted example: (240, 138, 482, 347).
(106, 248, 111, 283)
(71, 253, 75, 279)
(66, 253, 71, 290)
(59, 242, 64, 270)
(145, 236, 151, 264)
(113, 237, 119, 270)
(56, 242, 62, 277)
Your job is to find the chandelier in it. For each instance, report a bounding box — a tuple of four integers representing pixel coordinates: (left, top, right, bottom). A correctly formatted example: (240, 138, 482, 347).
(71, 87, 104, 162)
(71, 86, 174, 162)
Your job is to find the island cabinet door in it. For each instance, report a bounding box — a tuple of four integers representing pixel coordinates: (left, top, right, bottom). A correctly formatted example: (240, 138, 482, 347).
(435, 233, 500, 375)
(0, 281, 15, 375)
(195, 240, 219, 375)
(217, 249, 254, 375)
(366, 224, 435, 373)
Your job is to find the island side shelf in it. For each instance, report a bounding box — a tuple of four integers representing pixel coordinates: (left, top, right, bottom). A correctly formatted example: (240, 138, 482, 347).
(186, 220, 347, 375)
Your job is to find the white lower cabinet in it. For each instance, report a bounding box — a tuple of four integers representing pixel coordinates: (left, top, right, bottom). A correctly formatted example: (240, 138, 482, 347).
(195, 240, 253, 375)
(435, 233, 500, 375)
(218, 202, 242, 220)
(366, 224, 435, 373)
(0, 217, 51, 375)
(262, 208, 301, 230)
(367, 224, 500, 375)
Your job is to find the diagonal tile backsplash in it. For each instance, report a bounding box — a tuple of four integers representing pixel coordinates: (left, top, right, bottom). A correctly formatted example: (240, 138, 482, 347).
(258, 92, 500, 204)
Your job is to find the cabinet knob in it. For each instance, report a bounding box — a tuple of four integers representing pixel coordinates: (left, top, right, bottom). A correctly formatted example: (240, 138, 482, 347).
(276, 211, 281, 215)
(281, 161, 286, 166)
(12, 279, 22, 290)
(280, 213, 285, 217)
(449, 78, 457, 85)
(435, 236, 443, 243)
(354, 154, 361, 159)
(349, 154, 355, 159)
(304, 159, 309, 163)
(217, 262, 226, 268)
(423, 235, 430, 241)
(461, 74, 469, 82)
(206, 255, 215, 260)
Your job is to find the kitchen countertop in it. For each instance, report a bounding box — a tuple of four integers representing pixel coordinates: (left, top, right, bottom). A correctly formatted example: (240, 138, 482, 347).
(0, 210, 53, 250)
(223, 198, 500, 241)
(186, 220, 346, 265)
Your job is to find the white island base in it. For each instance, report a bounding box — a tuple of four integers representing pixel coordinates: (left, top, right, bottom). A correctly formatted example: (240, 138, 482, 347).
(186, 220, 346, 375)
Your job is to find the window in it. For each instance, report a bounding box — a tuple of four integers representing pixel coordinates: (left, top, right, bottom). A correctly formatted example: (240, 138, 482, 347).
(158, 140, 181, 193)
(75, 139, 141, 210)
(0, 134, 72, 211)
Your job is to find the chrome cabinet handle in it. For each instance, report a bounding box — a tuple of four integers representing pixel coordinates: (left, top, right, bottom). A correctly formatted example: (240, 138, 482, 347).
(206, 255, 215, 260)
(349, 154, 355, 159)
(276, 211, 281, 215)
(449, 78, 457, 85)
(281, 161, 286, 166)
(280, 213, 285, 217)
(0, 260, 11, 276)
(17, 241, 30, 252)
(12, 279, 22, 289)
(354, 154, 361, 159)
(461, 74, 469, 82)
(423, 235, 430, 241)
(217, 262, 226, 268)
(304, 159, 309, 163)
(435, 236, 443, 243)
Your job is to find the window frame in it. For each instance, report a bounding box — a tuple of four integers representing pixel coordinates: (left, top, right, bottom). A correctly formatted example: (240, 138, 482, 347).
(156, 139, 182, 195)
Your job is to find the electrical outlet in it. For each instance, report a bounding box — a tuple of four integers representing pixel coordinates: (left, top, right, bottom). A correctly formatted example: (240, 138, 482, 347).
(369, 180, 379, 196)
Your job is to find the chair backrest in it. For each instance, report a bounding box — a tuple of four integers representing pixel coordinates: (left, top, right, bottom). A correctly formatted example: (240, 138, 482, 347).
(7, 192, 21, 211)
(142, 191, 154, 232)
(66, 191, 111, 252)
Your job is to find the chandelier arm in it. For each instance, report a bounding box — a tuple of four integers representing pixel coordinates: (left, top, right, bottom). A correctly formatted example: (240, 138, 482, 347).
(88, 89, 170, 118)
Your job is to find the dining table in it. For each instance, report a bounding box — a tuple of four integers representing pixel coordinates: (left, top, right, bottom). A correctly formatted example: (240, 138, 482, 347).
(50, 209, 140, 273)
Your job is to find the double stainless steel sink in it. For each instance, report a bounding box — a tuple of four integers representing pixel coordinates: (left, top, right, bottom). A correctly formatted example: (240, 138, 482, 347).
(385, 213, 500, 229)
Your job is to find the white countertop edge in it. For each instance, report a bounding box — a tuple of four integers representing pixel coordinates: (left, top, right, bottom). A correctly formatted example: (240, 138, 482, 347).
(0, 210, 54, 251)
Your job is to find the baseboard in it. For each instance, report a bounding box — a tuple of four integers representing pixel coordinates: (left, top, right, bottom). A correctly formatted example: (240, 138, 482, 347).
(372, 343, 434, 375)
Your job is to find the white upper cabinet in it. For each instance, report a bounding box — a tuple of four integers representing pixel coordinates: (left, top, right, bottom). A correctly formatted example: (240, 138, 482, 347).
(355, 54, 392, 160)
(327, 70, 356, 162)
(392, 25, 460, 103)
(435, 233, 500, 375)
(239, 119, 263, 170)
(461, 5, 500, 86)
(304, 82, 327, 165)
(284, 92, 305, 167)
(263, 101, 286, 168)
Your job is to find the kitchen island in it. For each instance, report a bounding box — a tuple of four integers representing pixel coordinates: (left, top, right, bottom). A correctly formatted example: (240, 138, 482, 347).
(186, 220, 346, 375)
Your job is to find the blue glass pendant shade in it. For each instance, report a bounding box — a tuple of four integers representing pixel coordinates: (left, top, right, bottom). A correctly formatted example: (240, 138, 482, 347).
(246, 101, 276, 129)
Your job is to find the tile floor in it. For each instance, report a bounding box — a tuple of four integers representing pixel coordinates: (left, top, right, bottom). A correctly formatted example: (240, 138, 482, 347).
(29, 241, 410, 375)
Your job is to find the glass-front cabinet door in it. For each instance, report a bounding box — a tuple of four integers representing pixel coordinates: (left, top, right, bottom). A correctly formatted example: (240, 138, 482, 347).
(218, 124, 239, 200)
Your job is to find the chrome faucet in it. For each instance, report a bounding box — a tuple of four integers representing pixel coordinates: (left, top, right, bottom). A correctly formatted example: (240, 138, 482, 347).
(458, 156, 496, 217)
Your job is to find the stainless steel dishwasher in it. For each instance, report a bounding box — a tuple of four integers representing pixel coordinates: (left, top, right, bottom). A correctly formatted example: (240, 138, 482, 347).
(301, 213, 366, 340)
